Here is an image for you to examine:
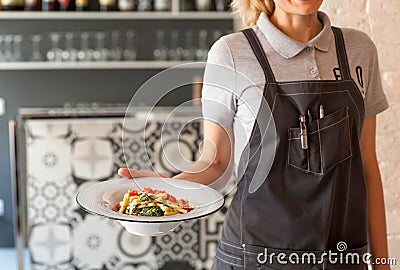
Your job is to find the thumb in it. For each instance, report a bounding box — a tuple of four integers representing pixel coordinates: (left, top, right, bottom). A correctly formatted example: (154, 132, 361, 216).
(118, 168, 165, 178)
(118, 168, 133, 179)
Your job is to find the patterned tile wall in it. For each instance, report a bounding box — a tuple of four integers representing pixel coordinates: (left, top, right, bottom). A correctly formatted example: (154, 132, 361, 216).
(24, 116, 234, 270)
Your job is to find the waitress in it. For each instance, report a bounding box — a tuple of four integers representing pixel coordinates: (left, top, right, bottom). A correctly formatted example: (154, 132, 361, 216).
(119, 0, 390, 269)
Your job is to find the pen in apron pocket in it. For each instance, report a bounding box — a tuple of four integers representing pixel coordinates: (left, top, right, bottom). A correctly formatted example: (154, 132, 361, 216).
(319, 105, 325, 119)
(300, 114, 308, 149)
(307, 109, 313, 123)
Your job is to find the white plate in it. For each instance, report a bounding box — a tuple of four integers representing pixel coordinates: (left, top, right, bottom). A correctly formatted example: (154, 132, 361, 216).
(76, 177, 224, 236)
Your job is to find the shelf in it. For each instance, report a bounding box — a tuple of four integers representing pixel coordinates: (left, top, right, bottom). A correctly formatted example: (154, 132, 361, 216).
(0, 60, 206, 70)
(0, 11, 234, 20)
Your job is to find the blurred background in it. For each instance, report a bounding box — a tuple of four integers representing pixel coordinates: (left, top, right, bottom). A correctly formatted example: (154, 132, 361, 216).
(0, 0, 399, 269)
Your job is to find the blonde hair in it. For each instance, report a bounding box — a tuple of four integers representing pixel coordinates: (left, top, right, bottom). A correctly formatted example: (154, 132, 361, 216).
(231, 0, 275, 27)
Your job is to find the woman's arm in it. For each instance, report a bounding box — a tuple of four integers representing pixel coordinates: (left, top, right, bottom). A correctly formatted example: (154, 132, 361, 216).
(173, 120, 234, 187)
(360, 116, 390, 270)
(119, 120, 234, 188)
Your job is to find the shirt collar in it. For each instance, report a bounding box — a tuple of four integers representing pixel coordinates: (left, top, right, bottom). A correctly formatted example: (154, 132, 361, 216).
(256, 11, 333, 59)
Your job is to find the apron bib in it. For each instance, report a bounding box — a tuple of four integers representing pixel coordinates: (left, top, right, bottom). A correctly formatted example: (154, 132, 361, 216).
(212, 27, 368, 270)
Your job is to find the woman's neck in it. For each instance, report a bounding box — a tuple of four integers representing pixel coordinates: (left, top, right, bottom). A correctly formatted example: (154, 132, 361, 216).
(269, 9, 323, 43)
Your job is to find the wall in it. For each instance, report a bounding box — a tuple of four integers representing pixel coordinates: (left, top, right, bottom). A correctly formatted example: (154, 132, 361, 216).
(321, 0, 400, 262)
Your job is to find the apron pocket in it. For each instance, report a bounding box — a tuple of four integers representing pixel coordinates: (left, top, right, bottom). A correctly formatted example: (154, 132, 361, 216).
(243, 243, 316, 270)
(243, 249, 280, 270)
(287, 107, 352, 175)
(214, 241, 244, 269)
(243, 243, 369, 270)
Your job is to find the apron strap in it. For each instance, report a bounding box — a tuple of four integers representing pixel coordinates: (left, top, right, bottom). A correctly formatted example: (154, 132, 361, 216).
(242, 27, 352, 82)
(241, 28, 276, 83)
(331, 26, 352, 80)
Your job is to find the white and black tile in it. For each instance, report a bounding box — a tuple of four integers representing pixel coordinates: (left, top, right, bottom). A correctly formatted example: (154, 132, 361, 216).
(69, 121, 120, 184)
(145, 120, 202, 176)
(24, 116, 232, 270)
(71, 138, 114, 183)
(29, 222, 73, 267)
(26, 137, 72, 183)
(26, 121, 71, 139)
(110, 122, 154, 174)
(153, 220, 199, 268)
(71, 215, 120, 269)
(27, 174, 77, 225)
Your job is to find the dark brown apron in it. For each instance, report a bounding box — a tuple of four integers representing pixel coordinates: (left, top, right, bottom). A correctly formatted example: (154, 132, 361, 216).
(211, 27, 368, 270)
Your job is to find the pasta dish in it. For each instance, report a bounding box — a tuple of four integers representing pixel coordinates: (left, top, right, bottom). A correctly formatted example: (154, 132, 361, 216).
(116, 188, 194, 217)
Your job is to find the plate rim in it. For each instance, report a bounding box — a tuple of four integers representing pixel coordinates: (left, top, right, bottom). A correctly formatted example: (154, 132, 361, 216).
(76, 177, 225, 223)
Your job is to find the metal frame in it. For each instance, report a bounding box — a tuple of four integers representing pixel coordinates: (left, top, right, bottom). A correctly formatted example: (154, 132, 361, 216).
(9, 119, 26, 270)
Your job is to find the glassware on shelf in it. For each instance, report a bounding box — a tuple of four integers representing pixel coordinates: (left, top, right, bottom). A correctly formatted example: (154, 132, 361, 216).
(75, 0, 89, 11)
(168, 30, 183, 61)
(118, 0, 135, 11)
(25, 0, 41, 10)
(182, 30, 196, 61)
(195, 0, 211, 11)
(93, 32, 109, 61)
(88, 0, 100, 11)
(4, 35, 16, 62)
(123, 30, 137, 61)
(13, 35, 24, 62)
(42, 0, 60, 11)
(153, 30, 168, 61)
(58, 0, 75, 11)
(62, 32, 78, 62)
(154, 0, 170, 11)
(195, 30, 209, 61)
(213, 29, 223, 40)
(0, 0, 25, 10)
(212, 29, 223, 46)
(0, 36, 7, 63)
(47, 33, 62, 62)
(215, 0, 230, 11)
(136, 0, 153, 11)
(99, 0, 117, 11)
(29, 35, 44, 62)
(77, 32, 93, 61)
(109, 31, 123, 61)
(179, 0, 196, 11)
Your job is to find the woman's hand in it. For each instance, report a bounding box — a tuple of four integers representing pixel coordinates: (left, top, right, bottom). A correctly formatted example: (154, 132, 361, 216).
(118, 168, 168, 179)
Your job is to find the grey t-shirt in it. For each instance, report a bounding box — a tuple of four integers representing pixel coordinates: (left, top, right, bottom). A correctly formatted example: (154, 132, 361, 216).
(201, 11, 389, 174)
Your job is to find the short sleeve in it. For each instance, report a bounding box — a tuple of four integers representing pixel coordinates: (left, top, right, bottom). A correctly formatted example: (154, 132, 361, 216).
(363, 42, 389, 118)
(201, 37, 237, 126)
